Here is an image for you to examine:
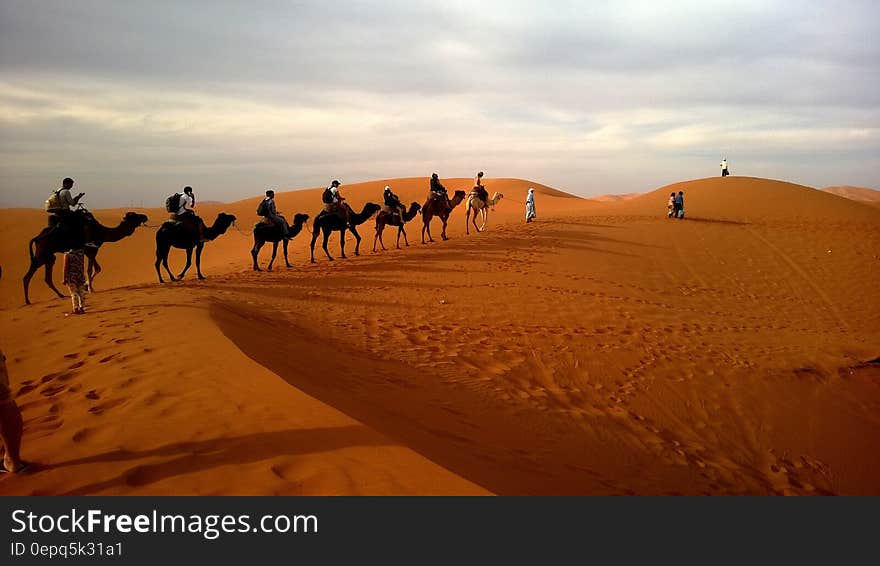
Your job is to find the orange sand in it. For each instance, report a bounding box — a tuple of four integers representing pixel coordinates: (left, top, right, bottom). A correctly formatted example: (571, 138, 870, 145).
(1, 176, 878, 495)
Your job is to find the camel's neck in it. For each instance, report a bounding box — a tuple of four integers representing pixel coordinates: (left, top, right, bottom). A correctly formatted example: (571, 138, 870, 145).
(206, 220, 232, 240)
(449, 195, 465, 208)
(403, 205, 420, 221)
(95, 221, 137, 242)
(350, 208, 376, 226)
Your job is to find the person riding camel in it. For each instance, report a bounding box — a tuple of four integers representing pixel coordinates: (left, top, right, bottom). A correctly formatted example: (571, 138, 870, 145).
(172, 186, 208, 242)
(474, 171, 489, 204)
(44, 177, 98, 249)
(259, 190, 288, 237)
(322, 179, 351, 227)
(383, 185, 406, 223)
(430, 173, 449, 206)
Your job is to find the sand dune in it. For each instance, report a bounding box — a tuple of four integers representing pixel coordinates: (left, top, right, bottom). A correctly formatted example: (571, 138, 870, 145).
(1, 176, 879, 495)
(590, 193, 641, 202)
(822, 185, 880, 206)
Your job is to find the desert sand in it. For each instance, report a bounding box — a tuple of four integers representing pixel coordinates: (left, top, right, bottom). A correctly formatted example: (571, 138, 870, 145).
(1, 176, 878, 495)
(822, 185, 880, 207)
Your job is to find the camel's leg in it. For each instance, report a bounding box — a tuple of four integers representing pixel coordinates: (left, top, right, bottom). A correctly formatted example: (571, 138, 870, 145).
(441, 216, 449, 240)
(267, 242, 278, 271)
(422, 218, 433, 244)
(178, 247, 193, 280)
(195, 243, 206, 280)
(339, 229, 347, 259)
(252, 239, 264, 271)
(42, 256, 66, 300)
(470, 208, 481, 234)
(22, 257, 45, 305)
(283, 239, 292, 268)
(466, 206, 471, 235)
(322, 228, 334, 261)
(480, 208, 488, 231)
(310, 224, 320, 263)
(349, 226, 361, 257)
(87, 256, 102, 292)
(400, 225, 410, 247)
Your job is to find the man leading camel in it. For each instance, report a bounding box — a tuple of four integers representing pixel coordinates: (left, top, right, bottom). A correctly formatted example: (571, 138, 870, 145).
(44, 177, 97, 249)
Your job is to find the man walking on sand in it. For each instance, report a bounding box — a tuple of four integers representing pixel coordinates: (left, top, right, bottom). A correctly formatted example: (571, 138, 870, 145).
(720, 158, 730, 177)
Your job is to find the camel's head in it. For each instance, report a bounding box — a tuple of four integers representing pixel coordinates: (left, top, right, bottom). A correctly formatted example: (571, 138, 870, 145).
(293, 213, 310, 225)
(124, 212, 149, 226)
(364, 202, 382, 216)
(218, 212, 237, 226)
(410, 202, 422, 214)
(453, 190, 467, 200)
(493, 192, 504, 200)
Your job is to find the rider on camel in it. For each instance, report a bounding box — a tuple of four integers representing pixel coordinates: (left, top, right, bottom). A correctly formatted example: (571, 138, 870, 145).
(44, 177, 97, 249)
(430, 173, 449, 206)
(383, 185, 406, 223)
(322, 179, 351, 227)
(473, 171, 489, 204)
(172, 186, 208, 243)
(260, 190, 288, 237)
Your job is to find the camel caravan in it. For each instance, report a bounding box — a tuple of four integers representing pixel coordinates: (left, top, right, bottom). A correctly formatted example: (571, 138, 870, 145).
(21, 173, 528, 306)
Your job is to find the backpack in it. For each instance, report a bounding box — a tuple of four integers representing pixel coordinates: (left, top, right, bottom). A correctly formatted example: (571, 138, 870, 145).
(165, 193, 181, 213)
(322, 187, 334, 204)
(45, 190, 63, 212)
(256, 199, 270, 217)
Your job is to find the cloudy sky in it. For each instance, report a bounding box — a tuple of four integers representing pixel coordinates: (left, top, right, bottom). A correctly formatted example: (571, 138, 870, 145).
(1, 0, 878, 207)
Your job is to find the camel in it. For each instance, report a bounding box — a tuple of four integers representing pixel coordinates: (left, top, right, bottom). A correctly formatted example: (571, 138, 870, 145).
(310, 202, 381, 263)
(154, 213, 236, 283)
(251, 213, 310, 271)
(465, 191, 504, 234)
(421, 190, 467, 244)
(23, 211, 149, 305)
(373, 202, 421, 252)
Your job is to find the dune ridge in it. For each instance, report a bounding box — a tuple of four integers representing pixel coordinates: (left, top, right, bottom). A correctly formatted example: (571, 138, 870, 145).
(1, 176, 879, 495)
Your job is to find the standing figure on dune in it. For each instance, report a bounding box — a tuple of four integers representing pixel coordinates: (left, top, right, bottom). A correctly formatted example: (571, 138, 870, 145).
(674, 191, 685, 219)
(667, 192, 676, 218)
(525, 188, 537, 223)
(720, 158, 730, 177)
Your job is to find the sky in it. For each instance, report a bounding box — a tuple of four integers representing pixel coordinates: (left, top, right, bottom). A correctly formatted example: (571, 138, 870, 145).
(1, 0, 878, 207)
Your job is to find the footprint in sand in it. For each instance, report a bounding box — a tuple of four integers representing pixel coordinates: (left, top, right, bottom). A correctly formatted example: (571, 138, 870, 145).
(99, 353, 120, 364)
(88, 398, 127, 415)
(85, 390, 100, 400)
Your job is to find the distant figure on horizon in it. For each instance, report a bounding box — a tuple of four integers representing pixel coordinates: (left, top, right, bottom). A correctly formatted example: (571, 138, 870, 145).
(0, 348, 27, 474)
(667, 192, 676, 218)
(258, 190, 288, 237)
(674, 191, 685, 219)
(525, 188, 537, 222)
(63, 248, 88, 315)
(720, 158, 730, 177)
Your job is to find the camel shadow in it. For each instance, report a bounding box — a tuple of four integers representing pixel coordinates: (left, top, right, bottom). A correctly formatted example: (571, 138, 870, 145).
(677, 217, 751, 226)
(45, 425, 387, 495)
